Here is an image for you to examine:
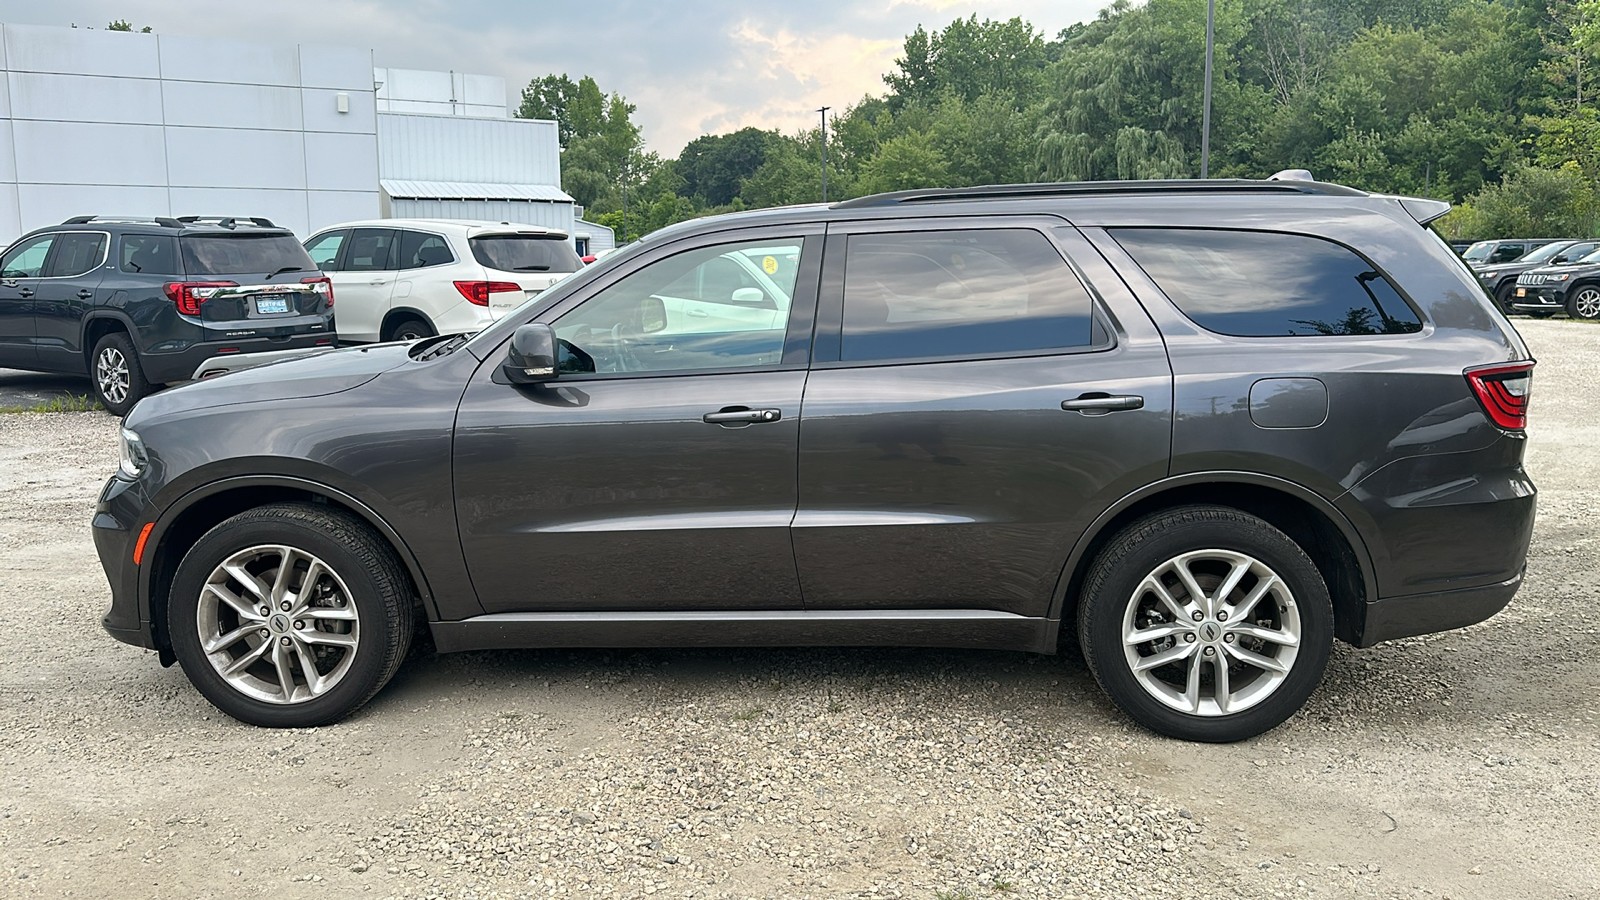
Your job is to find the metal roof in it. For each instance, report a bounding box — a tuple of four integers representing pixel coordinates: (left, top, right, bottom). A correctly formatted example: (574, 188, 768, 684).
(380, 179, 573, 203)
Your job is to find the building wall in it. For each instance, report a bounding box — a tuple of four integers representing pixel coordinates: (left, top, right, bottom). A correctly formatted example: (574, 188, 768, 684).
(376, 113, 561, 186)
(387, 198, 573, 231)
(573, 219, 617, 255)
(374, 67, 507, 119)
(0, 23, 381, 244)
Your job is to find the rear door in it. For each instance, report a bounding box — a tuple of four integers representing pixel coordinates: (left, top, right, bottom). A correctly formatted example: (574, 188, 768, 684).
(32, 230, 109, 374)
(324, 227, 398, 341)
(0, 233, 53, 368)
(794, 219, 1173, 618)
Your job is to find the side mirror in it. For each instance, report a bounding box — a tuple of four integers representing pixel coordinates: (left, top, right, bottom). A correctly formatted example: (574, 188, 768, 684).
(639, 295, 667, 333)
(504, 323, 557, 383)
(730, 287, 765, 304)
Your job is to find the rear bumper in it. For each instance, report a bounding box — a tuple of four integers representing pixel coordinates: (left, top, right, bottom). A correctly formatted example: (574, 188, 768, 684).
(1356, 568, 1523, 647)
(144, 333, 335, 384)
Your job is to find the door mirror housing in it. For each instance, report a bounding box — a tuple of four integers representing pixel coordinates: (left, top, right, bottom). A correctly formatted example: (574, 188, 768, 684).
(504, 323, 558, 383)
(730, 287, 765, 305)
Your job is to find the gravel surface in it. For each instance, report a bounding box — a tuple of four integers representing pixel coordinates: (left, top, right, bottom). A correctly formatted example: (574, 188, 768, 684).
(1, 319, 1597, 899)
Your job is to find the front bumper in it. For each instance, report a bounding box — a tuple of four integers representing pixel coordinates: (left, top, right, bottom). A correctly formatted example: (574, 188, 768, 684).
(1508, 285, 1564, 312)
(93, 475, 158, 651)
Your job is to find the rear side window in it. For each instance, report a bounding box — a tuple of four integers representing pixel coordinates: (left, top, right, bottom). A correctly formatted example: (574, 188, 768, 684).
(397, 230, 455, 269)
(119, 234, 181, 276)
(46, 232, 107, 278)
(840, 228, 1100, 362)
(1112, 228, 1424, 337)
(471, 235, 582, 274)
(180, 235, 316, 276)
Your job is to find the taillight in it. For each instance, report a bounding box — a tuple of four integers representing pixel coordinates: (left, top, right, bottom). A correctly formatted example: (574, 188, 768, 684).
(454, 281, 523, 306)
(302, 275, 334, 308)
(1465, 361, 1534, 431)
(163, 282, 236, 316)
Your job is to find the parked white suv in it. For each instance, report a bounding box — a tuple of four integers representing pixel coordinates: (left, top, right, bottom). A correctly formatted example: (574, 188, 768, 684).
(302, 219, 582, 343)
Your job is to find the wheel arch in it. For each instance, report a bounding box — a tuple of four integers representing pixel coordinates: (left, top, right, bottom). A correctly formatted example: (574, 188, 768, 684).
(380, 308, 435, 341)
(1051, 473, 1377, 647)
(141, 475, 436, 654)
(81, 311, 136, 371)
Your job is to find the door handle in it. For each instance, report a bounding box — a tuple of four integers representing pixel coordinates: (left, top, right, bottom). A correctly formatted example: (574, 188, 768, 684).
(687, 308, 709, 317)
(703, 407, 782, 425)
(18, 288, 33, 298)
(77, 289, 94, 299)
(1061, 393, 1145, 413)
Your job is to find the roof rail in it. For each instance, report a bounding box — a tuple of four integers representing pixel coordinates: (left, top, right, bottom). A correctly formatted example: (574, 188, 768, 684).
(61, 214, 186, 228)
(830, 179, 1368, 210)
(175, 216, 279, 229)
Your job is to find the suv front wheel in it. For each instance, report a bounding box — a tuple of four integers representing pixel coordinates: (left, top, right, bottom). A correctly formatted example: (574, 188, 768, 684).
(1077, 505, 1334, 742)
(1567, 285, 1600, 320)
(91, 332, 153, 417)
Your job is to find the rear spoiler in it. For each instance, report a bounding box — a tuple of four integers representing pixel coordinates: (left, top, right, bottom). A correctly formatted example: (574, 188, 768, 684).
(1396, 197, 1451, 226)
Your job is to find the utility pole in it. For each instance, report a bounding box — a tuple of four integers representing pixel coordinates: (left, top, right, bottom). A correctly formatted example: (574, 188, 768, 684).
(818, 106, 831, 202)
(1201, 0, 1214, 178)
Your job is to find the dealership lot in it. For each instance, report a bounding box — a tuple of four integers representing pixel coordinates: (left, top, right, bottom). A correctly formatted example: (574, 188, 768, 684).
(1, 318, 1596, 899)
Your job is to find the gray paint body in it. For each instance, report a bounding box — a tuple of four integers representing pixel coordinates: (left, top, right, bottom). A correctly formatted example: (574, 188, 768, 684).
(95, 184, 1536, 658)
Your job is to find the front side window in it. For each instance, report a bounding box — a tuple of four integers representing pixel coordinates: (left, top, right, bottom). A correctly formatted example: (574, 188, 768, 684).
(1113, 228, 1424, 338)
(340, 228, 398, 272)
(397, 230, 455, 269)
(2, 234, 55, 279)
(120, 234, 181, 275)
(304, 230, 348, 271)
(553, 238, 802, 375)
(840, 228, 1099, 362)
(46, 233, 108, 278)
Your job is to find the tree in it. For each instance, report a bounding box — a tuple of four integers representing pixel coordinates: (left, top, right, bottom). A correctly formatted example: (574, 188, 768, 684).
(1454, 163, 1599, 238)
(106, 19, 152, 32)
(676, 127, 775, 207)
(857, 132, 950, 194)
(516, 74, 650, 215)
(885, 16, 1048, 110)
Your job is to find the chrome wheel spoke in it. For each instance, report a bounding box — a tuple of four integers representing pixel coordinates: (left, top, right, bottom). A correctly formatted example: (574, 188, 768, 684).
(1229, 623, 1298, 648)
(289, 638, 330, 696)
(1132, 641, 1197, 672)
(1172, 563, 1212, 615)
(204, 623, 261, 654)
(1212, 556, 1250, 607)
(1223, 642, 1290, 674)
(221, 639, 272, 677)
(223, 564, 271, 603)
(303, 605, 356, 623)
(1141, 574, 1190, 621)
(1231, 575, 1277, 622)
(271, 641, 297, 702)
(1126, 621, 1190, 645)
(297, 628, 356, 648)
(1212, 657, 1232, 715)
(1182, 652, 1203, 713)
(270, 547, 301, 606)
(206, 582, 264, 622)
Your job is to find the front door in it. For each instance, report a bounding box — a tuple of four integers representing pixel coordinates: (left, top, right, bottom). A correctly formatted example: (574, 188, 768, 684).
(0, 233, 55, 369)
(794, 221, 1174, 618)
(453, 230, 821, 613)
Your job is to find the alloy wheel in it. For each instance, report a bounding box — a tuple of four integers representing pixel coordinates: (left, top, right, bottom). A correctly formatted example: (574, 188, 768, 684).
(1572, 287, 1600, 320)
(96, 347, 130, 405)
(197, 544, 361, 704)
(1121, 548, 1301, 716)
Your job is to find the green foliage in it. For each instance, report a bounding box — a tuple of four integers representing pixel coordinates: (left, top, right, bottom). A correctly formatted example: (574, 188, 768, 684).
(677, 127, 777, 207)
(857, 131, 950, 194)
(1453, 163, 1599, 238)
(106, 19, 152, 33)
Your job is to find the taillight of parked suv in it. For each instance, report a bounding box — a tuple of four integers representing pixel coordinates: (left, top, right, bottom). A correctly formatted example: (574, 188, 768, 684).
(1465, 361, 1534, 431)
(454, 281, 522, 306)
(164, 281, 237, 315)
(301, 276, 335, 308)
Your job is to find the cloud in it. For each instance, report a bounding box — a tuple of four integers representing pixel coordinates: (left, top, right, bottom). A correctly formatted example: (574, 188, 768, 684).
(0, 0, 1106, 155)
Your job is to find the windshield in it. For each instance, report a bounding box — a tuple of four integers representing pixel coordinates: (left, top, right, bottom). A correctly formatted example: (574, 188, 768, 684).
(470, 235, 583, 273)
(1517, 241, 1571, 265)
(181, 235, 316, 276)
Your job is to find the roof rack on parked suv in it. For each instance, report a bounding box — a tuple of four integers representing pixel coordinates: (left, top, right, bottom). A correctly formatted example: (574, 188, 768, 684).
(62, 214, 186, 228)
(174, 216, 279, 229)
(831, 178, 1368, 210)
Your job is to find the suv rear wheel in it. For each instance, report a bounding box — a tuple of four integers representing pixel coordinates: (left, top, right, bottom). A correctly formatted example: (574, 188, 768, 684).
(91, 332, 152, 417)
(386, 316, 434, 342)
(1077, 505, 1334, 742)
(168, 503, 414, 727)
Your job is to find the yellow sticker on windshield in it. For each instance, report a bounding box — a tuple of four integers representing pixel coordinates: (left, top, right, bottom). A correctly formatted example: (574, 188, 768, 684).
(762, 255, 779, 275)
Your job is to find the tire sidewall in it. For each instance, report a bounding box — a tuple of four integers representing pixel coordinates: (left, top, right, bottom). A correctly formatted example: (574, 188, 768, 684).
(168, 512, 398, 728)
(389, 318, 433, 342)
(1080, 510, 1334, 743)
(91, 333, 149, 417)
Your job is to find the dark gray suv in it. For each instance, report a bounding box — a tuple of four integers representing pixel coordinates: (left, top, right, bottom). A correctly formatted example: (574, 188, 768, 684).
(0, 216, 335, 415)
(93, 179, 1538, 742)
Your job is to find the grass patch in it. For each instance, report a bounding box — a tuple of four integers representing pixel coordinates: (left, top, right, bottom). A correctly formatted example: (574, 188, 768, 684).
(0, 394, 101, 414)
(731, 706, 766, 721)
(935, 890, 977, 900)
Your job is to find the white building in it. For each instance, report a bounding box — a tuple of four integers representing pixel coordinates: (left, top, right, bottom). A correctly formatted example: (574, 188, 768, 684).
(0, 22, 613, 252)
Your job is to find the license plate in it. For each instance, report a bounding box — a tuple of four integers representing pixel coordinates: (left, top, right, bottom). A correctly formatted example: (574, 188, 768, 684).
(255, 297, 290, 314)
(1516, 288, 1526, 297)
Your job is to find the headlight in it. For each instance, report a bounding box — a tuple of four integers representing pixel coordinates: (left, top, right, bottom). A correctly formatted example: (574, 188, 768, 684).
(1556, 273, 1571, 281)
(119, 427, 148, 479)
(1479, 270, 1497, 279)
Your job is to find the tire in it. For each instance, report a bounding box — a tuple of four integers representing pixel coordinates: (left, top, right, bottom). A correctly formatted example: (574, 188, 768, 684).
(168, 502, 414, 727)
(91, 332, 153, 417)
(1494, 283, 1517, 315)
(1077, 505, 1334, 743)
(1566, 285, 1600, 320)
(386, 317, 434, 342)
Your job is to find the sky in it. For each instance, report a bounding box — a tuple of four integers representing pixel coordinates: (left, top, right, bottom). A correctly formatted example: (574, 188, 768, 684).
(0, 0, 1109, 155)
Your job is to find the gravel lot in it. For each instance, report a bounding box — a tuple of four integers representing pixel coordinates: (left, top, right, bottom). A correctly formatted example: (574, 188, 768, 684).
(1, 319, 1596, 900)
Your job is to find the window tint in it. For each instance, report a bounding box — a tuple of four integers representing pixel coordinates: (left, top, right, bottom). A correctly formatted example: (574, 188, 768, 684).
(304, 230, 348, 271)
(341, 228, 398, 272)
(46, 232, 107, 278)
(2, 234, 55, 279)
(1113, 229, 1424, 337)
(471, 235, 582, 274)
(840, 229, 1098, 362)
(553, 239, 801, 375)
(120, 234, 181, 276)
(180, 235, 317, 276)
(397, 230, 454, 269)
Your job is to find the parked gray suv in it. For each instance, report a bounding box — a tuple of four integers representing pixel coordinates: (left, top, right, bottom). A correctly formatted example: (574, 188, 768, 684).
(94, 179, 1537, 742)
